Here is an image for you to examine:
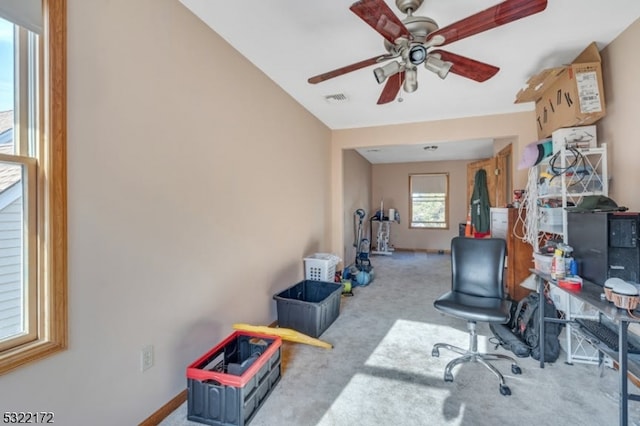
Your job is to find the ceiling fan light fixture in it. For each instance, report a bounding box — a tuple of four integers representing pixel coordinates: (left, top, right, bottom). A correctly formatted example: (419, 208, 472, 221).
(403, 67, 418, 93)
(373, 61, 402, 84)
(425, 55, 453, 80)
(408, 45, 427, 65)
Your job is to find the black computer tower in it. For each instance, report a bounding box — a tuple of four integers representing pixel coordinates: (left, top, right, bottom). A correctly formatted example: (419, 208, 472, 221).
(567, 211, 640, 285)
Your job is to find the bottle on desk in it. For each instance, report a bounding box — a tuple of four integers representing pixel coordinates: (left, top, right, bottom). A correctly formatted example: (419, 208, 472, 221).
(551, 249, 565, 280)
(569, 257, 578, 276)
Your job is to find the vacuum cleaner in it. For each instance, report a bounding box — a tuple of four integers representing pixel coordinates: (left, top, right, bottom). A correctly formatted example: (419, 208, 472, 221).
(345, 209, 374, 287)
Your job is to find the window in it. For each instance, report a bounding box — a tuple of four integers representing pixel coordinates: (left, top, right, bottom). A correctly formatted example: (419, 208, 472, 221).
(410, 173, 448, 229)
(0, 0, 67, 375)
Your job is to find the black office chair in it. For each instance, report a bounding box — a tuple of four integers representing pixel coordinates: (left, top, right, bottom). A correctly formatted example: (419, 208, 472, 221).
(432, 236, 522, 396)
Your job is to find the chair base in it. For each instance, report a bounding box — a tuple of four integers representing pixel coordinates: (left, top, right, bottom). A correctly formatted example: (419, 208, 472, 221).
(432, 321, 521, 396)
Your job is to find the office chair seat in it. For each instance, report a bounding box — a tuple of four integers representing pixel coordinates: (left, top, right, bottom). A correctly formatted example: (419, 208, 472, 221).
(433, 292, 512, 323)
(432, 237, 521, 396)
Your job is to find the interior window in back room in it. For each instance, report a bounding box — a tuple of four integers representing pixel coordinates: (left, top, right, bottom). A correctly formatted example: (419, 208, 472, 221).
(409, 173, 449, 229)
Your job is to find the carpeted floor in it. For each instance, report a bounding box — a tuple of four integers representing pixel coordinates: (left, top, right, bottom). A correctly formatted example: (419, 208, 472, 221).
(161, 251, 640, 426)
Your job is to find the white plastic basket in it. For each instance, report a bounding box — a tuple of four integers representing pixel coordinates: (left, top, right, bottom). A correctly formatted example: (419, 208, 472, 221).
(533, 252, 553, 275)
(303, 253, 341, 282)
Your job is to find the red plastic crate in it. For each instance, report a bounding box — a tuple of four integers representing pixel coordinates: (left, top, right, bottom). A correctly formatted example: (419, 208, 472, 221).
(187, 330, 282, 426)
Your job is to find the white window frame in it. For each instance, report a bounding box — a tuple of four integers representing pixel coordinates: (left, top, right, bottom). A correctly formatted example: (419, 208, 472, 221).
(0, 0, 67, 375)
(409, 173, 449, 229)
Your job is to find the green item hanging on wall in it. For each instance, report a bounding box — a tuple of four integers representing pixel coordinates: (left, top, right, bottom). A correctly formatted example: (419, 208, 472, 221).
(470, 169, 490, 234)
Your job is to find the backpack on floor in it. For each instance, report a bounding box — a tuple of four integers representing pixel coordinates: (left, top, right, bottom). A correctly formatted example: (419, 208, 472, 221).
(490, 297, 531, 357)
(513, 293, 563, 362)
(489, 321, 531, 358)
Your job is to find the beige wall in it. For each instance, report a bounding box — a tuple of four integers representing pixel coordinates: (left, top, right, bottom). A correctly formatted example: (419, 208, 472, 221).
(342, 150, 372, 266)
(330, 112, 539, 258)
(599, 18, 640, 211)
(2, 2, 638, 423)
(0, 0, 331, 424)
(372, 160, 470, 251)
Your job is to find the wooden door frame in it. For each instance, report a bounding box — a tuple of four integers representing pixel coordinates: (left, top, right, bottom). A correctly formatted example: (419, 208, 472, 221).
(496, 144, 513, 208)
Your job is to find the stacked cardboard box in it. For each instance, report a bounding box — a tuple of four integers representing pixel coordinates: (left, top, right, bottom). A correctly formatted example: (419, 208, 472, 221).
(515, 42, 606, 139)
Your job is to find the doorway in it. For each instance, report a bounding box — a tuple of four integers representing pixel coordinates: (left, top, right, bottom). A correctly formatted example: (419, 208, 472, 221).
(466, 143, 513, 209)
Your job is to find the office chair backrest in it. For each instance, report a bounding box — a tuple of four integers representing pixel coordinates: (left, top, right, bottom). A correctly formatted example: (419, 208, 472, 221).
(451, 236, 506, 299)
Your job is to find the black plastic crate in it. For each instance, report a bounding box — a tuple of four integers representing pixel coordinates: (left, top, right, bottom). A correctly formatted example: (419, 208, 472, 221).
(273, 280, 342, 338)
(187, 331, 282, 426)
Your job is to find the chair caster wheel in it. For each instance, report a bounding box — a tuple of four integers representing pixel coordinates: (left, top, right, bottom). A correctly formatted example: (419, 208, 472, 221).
(511, 364, 522, 375)
(444, 372, 454, 382)
(500, 385, 511, 396)
(432, 348, 439, 357)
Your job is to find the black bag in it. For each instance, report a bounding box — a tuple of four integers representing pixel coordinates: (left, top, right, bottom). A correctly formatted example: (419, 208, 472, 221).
(514, 294, 563, 362)
(490, 297, 531, 357)
(489, 322, 531, 357)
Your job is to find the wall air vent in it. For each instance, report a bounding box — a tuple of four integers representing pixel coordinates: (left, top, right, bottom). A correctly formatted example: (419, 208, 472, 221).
(324, 93, 349, 104)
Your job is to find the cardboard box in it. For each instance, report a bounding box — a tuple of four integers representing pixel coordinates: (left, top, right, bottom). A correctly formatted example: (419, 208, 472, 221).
(552, 125, 597, 154)
(515, 42, 606, 139)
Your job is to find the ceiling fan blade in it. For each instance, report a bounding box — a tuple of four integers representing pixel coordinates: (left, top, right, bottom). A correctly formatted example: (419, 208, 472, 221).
(426, 0, 547, 46)
(308, 54, 393, 84)
(350, 0, 412, 44)
(377, 71, 405, 105)
(431, 50, 500, 82)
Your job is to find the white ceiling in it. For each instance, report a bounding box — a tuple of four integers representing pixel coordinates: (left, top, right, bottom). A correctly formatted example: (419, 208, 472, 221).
(178, 0, 640, 163)
(355, 138, 495, 163)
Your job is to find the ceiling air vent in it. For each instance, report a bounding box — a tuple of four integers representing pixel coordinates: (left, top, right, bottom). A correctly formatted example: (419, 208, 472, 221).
(324, 93, 349, 104)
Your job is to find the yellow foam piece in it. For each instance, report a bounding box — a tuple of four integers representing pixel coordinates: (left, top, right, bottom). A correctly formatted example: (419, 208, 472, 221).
(232, 323, 333, 349)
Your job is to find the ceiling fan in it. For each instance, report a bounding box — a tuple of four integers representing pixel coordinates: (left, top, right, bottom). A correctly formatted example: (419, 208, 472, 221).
(308, 0, 548, 105)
